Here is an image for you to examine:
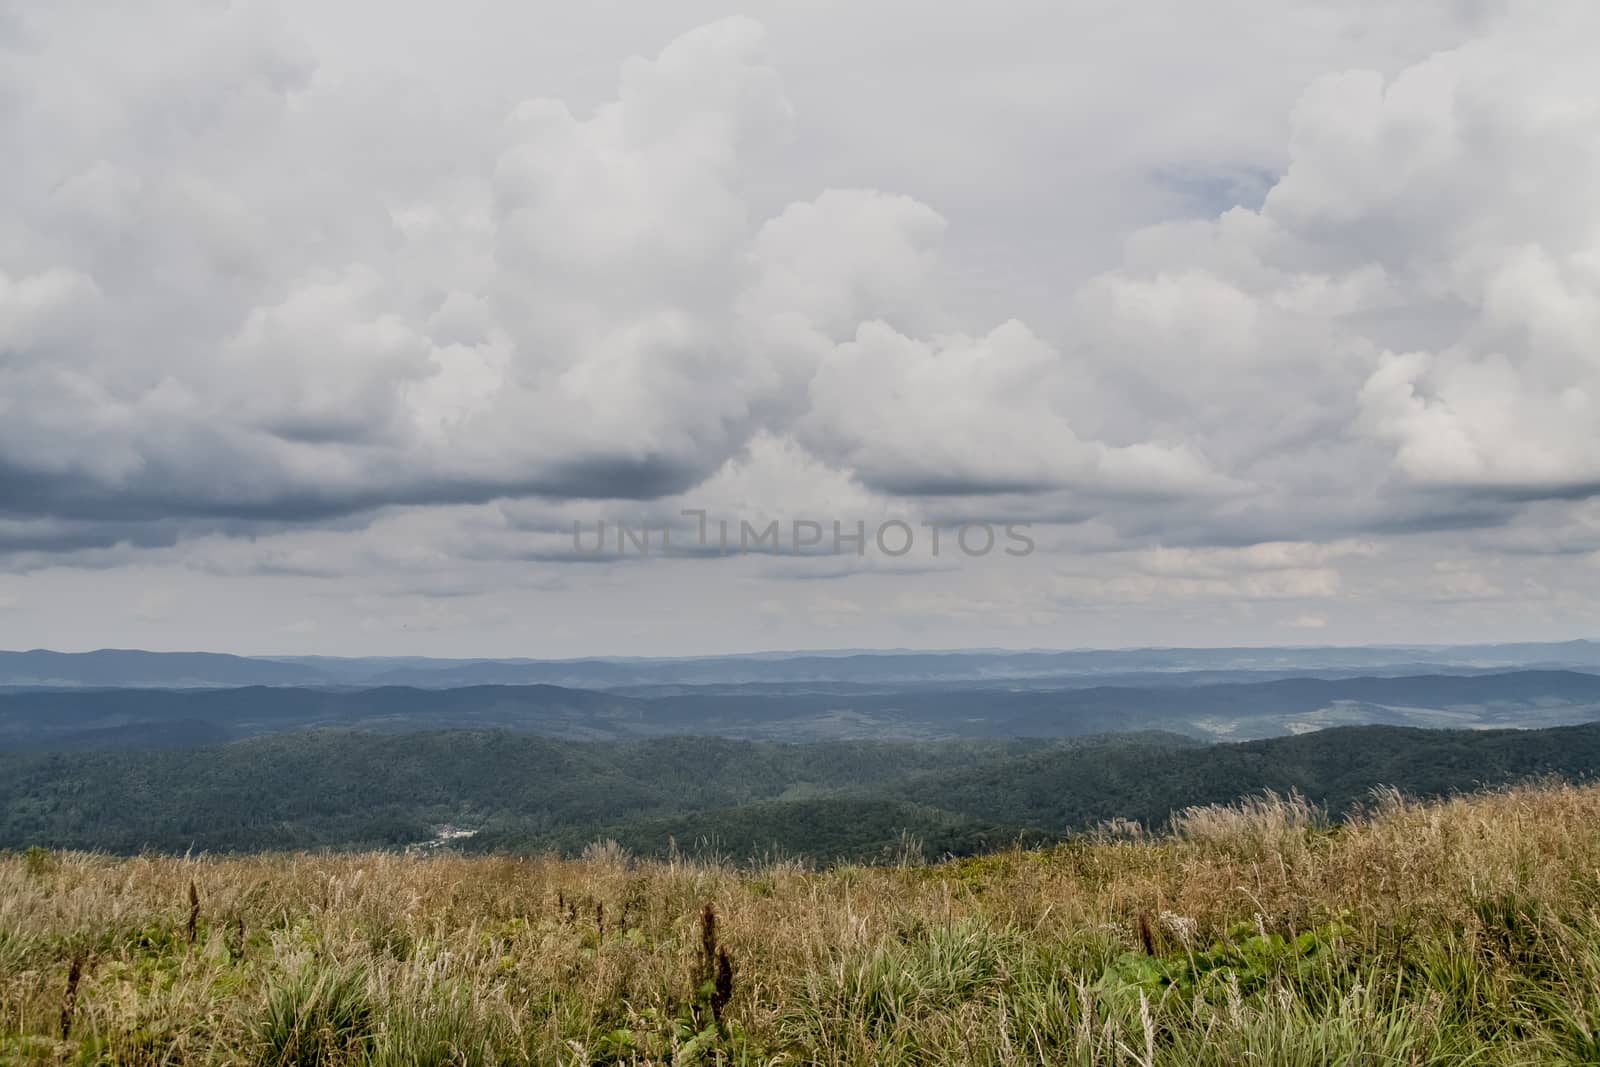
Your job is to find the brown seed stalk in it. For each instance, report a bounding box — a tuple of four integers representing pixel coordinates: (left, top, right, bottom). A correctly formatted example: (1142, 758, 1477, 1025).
(1136, 910, 1156, 956)
(186, 880, 200, 944)
(712, 946, 734, 1023)
(60, 954, 84, 1041)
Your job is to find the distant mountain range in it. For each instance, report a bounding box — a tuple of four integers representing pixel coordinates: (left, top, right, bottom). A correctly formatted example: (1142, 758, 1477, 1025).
(5, 669, 1600, 750)
(8, 643, 1600, 861)
(5, 640, 1600, 689)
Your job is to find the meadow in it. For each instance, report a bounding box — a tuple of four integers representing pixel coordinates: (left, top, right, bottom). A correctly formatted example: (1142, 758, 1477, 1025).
(5, 781, 1600, 1064)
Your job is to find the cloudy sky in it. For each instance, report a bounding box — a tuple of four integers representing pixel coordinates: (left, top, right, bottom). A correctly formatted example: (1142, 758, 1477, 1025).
(2, 0, 1598, 656)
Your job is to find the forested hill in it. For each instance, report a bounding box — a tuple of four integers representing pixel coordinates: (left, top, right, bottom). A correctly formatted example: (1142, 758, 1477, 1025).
(4, 722, 1597, 861)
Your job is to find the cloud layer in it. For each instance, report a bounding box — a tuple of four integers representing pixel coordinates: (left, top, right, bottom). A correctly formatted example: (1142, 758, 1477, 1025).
(3, 0, 1599, 653)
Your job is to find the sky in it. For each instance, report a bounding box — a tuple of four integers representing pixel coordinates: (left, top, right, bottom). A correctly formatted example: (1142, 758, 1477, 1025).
(3, 0, 1600, 657)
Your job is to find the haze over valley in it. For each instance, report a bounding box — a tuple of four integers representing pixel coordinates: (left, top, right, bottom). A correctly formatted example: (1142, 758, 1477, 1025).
(6, 641, 1600, 861)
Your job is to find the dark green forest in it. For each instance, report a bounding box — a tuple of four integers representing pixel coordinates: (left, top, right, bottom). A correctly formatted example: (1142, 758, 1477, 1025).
(4, 722, 1599, 862)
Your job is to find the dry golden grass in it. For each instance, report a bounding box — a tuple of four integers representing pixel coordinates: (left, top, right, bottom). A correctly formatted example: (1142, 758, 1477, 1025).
(4, 780, 1600, 1064)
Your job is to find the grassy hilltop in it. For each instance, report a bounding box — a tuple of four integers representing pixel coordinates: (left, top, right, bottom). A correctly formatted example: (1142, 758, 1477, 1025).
(6, 781, 1600, 1064)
